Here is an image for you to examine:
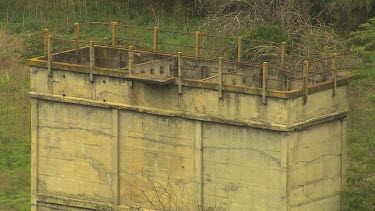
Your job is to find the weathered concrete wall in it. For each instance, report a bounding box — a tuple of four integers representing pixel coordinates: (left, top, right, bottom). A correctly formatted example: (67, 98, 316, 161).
(202, 122, 287, 210)
(38, 101, 114, 200)
(31, 98, 289, 210)
(29, 50, 353, 210)
(288, 119, 346, 211)
(118, 111, 199, 209)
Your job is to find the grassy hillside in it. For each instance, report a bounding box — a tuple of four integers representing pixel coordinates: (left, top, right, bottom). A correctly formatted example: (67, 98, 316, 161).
(0, 32, 30, 210)
(346, 67, 375, 210)
(0, 1, 373, 210)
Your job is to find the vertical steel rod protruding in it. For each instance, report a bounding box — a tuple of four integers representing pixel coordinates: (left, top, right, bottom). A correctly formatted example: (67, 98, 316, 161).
(74, 23, 80, 50)
(262, 62, 268, 105)
(128, 46, 134, 88)
(44, 29, 50, 56)
(153, 27, 159, 51)
(332, 53, 337, 96)
(89, 41, 94, 82)
(238, 36, 243, 62)
(195, 31, 201, 57)
(281, 41, 287, 90)
(128, 46, 133, 76)
(323, 46, 329, 71)
(303, 60, 309, 104)
(178, 52, 183, 94)
(218, 57, 223, 99)
(323, 46, 329, 83)
(281, 42, 286, 68)
(47, 35, 52, 77)
(112, 22, 118, 47)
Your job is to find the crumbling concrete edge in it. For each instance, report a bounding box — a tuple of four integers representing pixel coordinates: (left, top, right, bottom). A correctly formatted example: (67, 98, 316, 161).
(37, 193, 114, 210)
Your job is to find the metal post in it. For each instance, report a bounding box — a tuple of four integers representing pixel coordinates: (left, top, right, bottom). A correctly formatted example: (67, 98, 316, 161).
(195, 31, 201, 57)
(332, 53, 337, 96)
(281, 42, 287, 90)
(74, 23, 80, 50)
(47, 35, 52, 77)
(238, 36, 243, 62)
(323, 46, 329, 82)
(128, 46, 133, 88)
(178, 52, 183, 94)
(128, 46, 133, 76)
(218, 57, 223, 99)
(262, 62, 268, 105)
(323, 46, 328, 71)
(112, 22, 118, 47)
(153, 27, 159, 51)
(281, 42, 286, 68)
(286, 75, 290, 91)
(303, 60, 309, 104)
(89, 41, 94, 82)
(44, 29, 50, 56)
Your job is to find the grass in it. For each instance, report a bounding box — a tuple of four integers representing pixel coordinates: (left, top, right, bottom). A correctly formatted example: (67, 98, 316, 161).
(0, 1, 374, 210)
(0, 31, 30, 210)
(346, 66, 375, 210)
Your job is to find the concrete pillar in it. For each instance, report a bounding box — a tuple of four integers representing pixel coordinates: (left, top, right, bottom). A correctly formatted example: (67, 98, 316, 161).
(31, 99, 39, 211)
(195, 121, 203, 211)
(112, 109, 120, 207)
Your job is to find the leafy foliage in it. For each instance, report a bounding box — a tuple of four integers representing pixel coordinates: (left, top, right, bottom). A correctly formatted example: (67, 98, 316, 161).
(348, 17, 375, 64)
(244, 24, 290, 43)
(238, 24, 291, 63)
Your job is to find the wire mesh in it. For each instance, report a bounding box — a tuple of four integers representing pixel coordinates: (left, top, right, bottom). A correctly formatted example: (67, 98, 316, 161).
(158, 29, 195, 56)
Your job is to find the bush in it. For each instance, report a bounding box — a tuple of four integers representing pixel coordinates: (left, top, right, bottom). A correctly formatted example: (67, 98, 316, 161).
(244, 23, 290, 43)
(238, 24, 291, 63)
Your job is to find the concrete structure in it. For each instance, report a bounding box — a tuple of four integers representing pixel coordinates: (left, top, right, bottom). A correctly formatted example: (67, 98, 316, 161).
(29, 31, 358, 210)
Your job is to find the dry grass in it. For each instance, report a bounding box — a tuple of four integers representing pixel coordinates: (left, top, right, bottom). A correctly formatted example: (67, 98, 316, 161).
(0, 30, 30, 210)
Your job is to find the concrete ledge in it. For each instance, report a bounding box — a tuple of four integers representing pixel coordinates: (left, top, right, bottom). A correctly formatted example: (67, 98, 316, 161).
(289, 192, 342, 208)
(30, 92, 349, 132)
(37, 194, 114, 210)
(37, 194, 157, 211)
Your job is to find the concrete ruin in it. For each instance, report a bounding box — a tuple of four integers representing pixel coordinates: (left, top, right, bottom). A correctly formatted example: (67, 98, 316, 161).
(29, 39, 358, 210)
